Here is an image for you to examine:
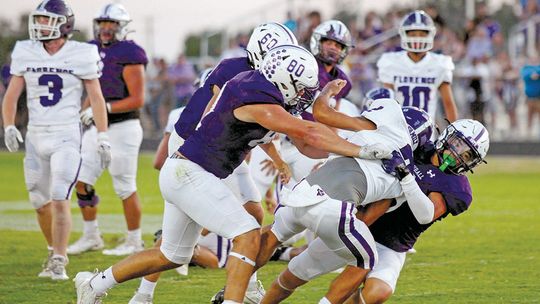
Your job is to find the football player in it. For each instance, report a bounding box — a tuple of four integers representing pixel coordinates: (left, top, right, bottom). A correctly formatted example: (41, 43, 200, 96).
(67, 3, 148, 256)
(2, 0, 110, 280)
(74, 45, 391, 304)
(253, 101, 435, 304)
(377, 10, 458, 123)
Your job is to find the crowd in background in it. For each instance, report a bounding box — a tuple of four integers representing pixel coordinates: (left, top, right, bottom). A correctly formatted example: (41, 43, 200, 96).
(2, 0, 540, 142)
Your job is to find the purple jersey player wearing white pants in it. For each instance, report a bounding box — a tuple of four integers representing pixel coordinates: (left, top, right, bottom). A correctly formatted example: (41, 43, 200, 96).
(74, 45, 391, 304)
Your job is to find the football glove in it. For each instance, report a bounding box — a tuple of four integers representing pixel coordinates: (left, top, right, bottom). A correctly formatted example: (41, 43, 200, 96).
(358, 143, 392, 160)
(97, 132, 112, 169)
(381, 151, 410, 181)
(80, 107, 94, 127)
(4, 125, 23, 152)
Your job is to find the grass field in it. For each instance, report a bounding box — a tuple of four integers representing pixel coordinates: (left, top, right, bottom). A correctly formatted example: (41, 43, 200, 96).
(0, 152, 539, 303)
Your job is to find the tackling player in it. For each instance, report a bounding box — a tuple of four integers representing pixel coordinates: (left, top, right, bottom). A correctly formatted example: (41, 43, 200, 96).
(2, 0, 110, 280)
(74, 45, 391, 304)
(67, 3, 148, 256)
(377, 10, 458, 123)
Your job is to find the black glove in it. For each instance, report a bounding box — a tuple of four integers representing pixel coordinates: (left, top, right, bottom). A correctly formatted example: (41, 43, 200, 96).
(381, 151, 410, 181)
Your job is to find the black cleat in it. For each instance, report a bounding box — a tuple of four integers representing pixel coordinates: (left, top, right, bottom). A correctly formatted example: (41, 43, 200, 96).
(210, 286, 225, 304)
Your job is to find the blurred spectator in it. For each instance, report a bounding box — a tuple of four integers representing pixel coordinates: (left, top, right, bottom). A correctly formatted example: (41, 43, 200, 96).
(145, 57, 169, 133)
(358, 11, 383, 40)
(460, 56, 491, 125)
(521, 55, 540, 138)
(298, 10, 321, 47)
(466, 26, 493, 60)
(520, 0, 540, 20)
(284, 11, 298, 33)
(220, 33, 249, 60)
(494, 52, 520, 138)
(168, 53, 196, 108)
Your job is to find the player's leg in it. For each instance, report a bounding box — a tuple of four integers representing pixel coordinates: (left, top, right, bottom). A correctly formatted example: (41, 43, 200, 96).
(103, 120, 144, 256)
(68, 126, 105, 255)
(261, 268, 307, 304)
(24, 132, 55, 278)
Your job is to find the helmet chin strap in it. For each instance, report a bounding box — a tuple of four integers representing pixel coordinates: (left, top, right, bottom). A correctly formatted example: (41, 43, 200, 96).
(439, 153, 456, 172)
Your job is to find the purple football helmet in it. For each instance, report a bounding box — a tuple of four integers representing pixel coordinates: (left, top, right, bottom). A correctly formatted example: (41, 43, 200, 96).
(399, 10, 436, 53)
(402, 106, 435, 151)
(362, 87, 396, 112)
(310, 20, 354, 65)
(29, 0, 75, 41)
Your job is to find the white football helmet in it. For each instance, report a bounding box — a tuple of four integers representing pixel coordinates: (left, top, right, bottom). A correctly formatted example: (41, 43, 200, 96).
(28, 0, 75, 41)
(246, 22, 298, 70)
(310, 20, 353, 64)
(93, 3, 132, 43)
(435, 119, 489, 175)
(399, 10, 436, 53)
(259, 45, 319, 113)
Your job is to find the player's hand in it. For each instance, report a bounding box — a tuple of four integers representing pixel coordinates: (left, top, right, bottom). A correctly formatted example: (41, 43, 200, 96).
(358, 143, 392, 160)
(381, 151, 410, 181)
(97, 132, 112, 169)
(260, 159, 277, 176)
(276, 162, 292, 185)
(4, 125, 23, 152)
(321, 79, 347, 98)
(264, 188, 278, 213)
(80, 107, 94, 127)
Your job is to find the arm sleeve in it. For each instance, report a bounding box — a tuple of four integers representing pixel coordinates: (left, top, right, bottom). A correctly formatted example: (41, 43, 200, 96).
(441, 56, 455, 84)
(76, 45, 102, 80)
(376, 54, 394, 84)
(10, 42, 26, 76)
(399, 174, 435, 224)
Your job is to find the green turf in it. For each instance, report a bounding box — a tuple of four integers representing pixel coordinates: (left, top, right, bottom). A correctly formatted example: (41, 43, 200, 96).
(0, 153, 539, 303)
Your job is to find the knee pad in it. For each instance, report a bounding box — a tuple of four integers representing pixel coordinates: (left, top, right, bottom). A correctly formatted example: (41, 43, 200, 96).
(77, 184, 100, 208)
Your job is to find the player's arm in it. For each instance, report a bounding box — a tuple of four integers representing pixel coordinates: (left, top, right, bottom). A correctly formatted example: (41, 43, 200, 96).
(84, 78, 108, 133)
(108, 64, 145, 113)
(201, 85, 221, 118)
(313, 79, 376, 132)
(236, 104, 362, 159)
(259, 141, 291, 184)
(356, 199, 392, 226)
(439, 82, 458, 122)
(1, 76, 25, 126)
(153, 132, 171, 170)
(382, 83, 394, 90)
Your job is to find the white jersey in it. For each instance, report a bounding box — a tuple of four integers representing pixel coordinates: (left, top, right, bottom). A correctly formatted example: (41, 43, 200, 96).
(377, 51, 454, 119)
(164, 107, 185, 134)
(346, 98, 413, 205)
(10, 40, 102, 126)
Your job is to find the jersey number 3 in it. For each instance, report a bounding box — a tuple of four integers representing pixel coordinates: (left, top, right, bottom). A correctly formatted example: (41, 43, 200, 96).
(38, 74, 63, 107)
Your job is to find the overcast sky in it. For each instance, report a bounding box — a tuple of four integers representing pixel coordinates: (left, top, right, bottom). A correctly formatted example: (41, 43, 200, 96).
(2, 0, 513, 61)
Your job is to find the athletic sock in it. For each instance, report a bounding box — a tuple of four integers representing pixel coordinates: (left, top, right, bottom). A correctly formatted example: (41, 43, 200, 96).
(127, 228, 142, 242)
(83, 220, 99, 236)
(90, 267, 117, 295)
(138, 278, 157, 296)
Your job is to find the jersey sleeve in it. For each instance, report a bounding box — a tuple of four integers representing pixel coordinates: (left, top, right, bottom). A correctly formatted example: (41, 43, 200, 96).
(361, 98, 402, 127)
(120, 42, 148, 66)
(376, 53, 394, 84)
(440, 55, 455, 84)
(165, 107, 185, 133)
(73, 44, 103, 80)
(9, 41, 28, 76)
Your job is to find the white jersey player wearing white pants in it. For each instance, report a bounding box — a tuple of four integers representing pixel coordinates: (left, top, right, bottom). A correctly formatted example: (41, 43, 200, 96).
(2, 0, 110, 281)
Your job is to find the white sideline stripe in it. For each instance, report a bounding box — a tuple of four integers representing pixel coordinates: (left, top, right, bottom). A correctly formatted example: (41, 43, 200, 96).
(0, 201, 162, 233)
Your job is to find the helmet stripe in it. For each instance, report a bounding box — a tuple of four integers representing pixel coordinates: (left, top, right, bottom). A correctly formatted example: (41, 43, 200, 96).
(104, 4, 112, 17)
(273, 22, 295, 43)
(38, 0, 49, 10)
(474, 127, 486, 141)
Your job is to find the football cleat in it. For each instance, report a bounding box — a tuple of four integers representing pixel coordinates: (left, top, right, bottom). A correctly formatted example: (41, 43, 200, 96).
(50, 255, 69, 280)
(68, 234, 105, 255)
(74, 271, 106, 304)
(128, 291, 153, 304)
(270, 246, 290, 261)
(102, 238, 144, 256)
(210, 286, 225, 304)
(244, 280, 266, 304)
(175, 264, 189, 276)
(38, 250, 53, 278)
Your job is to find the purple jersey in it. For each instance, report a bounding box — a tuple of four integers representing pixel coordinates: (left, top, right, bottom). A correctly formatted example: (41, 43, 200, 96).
(317, 58, 351, 100)
(301, 59, 352, 122)
(369, 162, 472, 252)
(179, 70, 283, 178)
(174, 57, 251, 139)
(89, 40, 148, 124)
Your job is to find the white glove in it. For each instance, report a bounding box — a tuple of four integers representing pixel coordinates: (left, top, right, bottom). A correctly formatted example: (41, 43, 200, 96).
(97, 132, 112, 169)
(4, 125, 23, 152)
(358, 143, 393, 160)
(80, 107, 94, 126)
